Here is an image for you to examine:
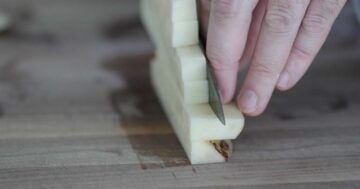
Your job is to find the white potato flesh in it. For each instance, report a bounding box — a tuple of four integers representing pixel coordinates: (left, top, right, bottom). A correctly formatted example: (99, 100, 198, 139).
(159, 0, 197, 22)
(151, 60, 244, 164)
(141, 0, 206, 82)
(141, 0, 245, 164)
(141, 0, 199, 47)
(175, 46, 207, 81)
(156, 50, 209, 104)
(142, 0, 209, 104)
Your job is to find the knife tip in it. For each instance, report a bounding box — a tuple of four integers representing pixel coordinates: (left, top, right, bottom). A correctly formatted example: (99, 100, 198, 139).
(220, 117, 226, 126)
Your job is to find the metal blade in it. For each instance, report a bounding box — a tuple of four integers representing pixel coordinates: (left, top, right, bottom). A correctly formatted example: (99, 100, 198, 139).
(207, 65, 226, 125)
(199, 37, 226, 125)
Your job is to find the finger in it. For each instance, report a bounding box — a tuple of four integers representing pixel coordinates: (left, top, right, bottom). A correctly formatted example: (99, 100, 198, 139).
(197, 0, 211, 36)
(237, 0, 309, 116)
(277, 0, 347, 91)
(239, 0, 267, 68)
(207, 0, 259, 103)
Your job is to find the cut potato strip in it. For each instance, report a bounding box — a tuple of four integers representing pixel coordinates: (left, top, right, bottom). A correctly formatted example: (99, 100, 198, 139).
(141, 0, 206, 81)
(175, 46, 207, 81)
(141, 0, 199, 47)
(142, 0, 245, 164)
(159, 0, 197, 22)
(156, 51, 209, 104)
(151, 59, 244, 164)
(142, 0, 208, 104)
(152, 59, 244, 141)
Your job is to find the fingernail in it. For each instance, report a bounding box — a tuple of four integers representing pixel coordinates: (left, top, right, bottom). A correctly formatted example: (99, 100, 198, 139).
(277, 72, 289, 89)
(238, 90, 257, 113)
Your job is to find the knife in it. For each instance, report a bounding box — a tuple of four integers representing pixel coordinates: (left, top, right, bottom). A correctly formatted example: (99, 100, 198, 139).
(199, 35, 226, 125)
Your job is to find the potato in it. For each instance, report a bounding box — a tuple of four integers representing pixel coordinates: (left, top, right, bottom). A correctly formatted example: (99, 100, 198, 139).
(141, 0, 245, 164)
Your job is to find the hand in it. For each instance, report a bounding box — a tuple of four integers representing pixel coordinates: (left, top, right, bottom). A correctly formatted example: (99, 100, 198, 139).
(198, 0, 346, 116)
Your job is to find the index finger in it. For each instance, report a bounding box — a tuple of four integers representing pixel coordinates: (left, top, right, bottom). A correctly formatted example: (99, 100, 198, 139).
(206, 0, 258, 103)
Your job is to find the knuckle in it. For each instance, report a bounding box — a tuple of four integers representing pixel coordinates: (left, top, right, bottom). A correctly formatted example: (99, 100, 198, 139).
(207, 51, 238, 71)
(292, 44, 314, 60)
(212, 0, 238, 19)
(302, 0, 345, 33)
(252, 63, 280, 78)
(264, 1, 304, 34)
(264, 11, 294, 34)
(319, 0, 345, 15)
(302, 13, 330, 33)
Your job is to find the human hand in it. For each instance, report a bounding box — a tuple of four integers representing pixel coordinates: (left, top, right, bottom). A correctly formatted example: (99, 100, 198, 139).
(198, 0, 346, 116)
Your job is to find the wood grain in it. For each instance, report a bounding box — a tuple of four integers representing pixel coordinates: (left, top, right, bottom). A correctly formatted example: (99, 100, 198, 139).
(0, 0, 359, 188)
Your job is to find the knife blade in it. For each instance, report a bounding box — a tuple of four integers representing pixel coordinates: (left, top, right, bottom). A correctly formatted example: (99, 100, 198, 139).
(199, 36, 226, 125)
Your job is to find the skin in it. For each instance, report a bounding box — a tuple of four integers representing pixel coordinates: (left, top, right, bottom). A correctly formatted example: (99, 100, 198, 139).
(198, 0, 347, 116)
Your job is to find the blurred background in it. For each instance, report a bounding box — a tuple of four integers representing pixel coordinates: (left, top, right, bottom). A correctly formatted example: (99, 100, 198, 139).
(0, 0, 358, 120)
(0, 0, 359, 148)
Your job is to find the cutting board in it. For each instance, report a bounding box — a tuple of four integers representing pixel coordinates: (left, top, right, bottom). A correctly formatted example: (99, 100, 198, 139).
(0, 0, 360, 188)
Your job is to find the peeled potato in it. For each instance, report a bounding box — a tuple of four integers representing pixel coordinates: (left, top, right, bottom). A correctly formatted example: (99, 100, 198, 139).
(151, 60, 244, 164)
(141, 0, 199, 47)
(141, 0, 245, 164)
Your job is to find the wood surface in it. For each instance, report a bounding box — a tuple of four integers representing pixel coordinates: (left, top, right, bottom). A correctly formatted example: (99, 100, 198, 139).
(0, 0, 359, 188)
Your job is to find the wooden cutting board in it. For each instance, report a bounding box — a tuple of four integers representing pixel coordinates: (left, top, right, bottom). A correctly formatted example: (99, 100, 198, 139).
(0, 0, 360, 188)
